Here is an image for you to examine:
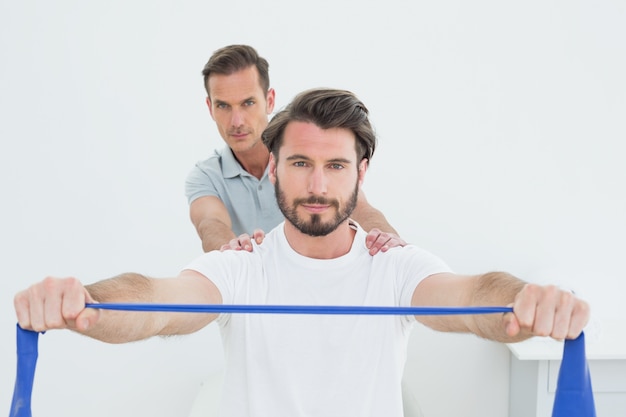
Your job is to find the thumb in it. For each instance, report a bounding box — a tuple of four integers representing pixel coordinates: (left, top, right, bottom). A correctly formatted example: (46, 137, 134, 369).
(74, 290, 101, 332)
(503, 306, 521, 337)
(74, 306, 101, 332)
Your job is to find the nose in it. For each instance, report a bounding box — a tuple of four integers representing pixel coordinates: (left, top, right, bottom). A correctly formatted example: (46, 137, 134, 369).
(307, 166, 327, 195)
(230, 108, 244, 128)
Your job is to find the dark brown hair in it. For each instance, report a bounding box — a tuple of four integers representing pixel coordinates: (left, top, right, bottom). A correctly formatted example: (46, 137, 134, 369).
(262, 88, 376, 164)
(201, 44, 270, 96)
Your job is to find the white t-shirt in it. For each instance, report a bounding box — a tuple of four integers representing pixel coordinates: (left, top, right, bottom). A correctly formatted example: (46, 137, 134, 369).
(184, 221, 452, 417)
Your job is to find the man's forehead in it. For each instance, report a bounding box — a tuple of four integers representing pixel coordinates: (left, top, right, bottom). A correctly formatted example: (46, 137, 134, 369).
(208, 68, 264, 102)
(281, 121, 358, 159)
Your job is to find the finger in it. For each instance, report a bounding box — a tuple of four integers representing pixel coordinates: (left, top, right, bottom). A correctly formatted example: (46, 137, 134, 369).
(550, 291, 576, 340)
(237, 234, 253, 252)
(252, 229, 265, 245)
(14, 290, 32, 330)
(26, 281, 48, 332)
(365, 228, 382, 249)
(43, 283, 66, 329)
(221, 238, 244, 252)
(368, 233, 406, 254)
(60, 279, 89, 322)
(567, 299, 590, 339)
(512, 284, 540, 332)
(379, 236, 395, 253)
(383, 235, 406, 250)
(395, 237, 408, 247)
(368, 236, 392, 255)
(530, 285, 561, 337)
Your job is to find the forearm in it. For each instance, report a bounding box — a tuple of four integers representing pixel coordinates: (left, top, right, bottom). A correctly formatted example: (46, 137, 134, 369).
(86, 272, 153, 303)
(197, 219, 237, 252)
(468, 272, 527, 343)
(351, 190, 398, 234)
(83, 273, 168, 344)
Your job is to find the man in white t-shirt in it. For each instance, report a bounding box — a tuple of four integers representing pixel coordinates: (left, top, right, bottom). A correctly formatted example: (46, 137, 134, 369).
(14, 88, 590, 417)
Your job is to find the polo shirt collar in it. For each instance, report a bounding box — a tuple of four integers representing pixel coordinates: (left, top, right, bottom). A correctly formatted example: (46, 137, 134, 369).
(220, 146, 269, 180)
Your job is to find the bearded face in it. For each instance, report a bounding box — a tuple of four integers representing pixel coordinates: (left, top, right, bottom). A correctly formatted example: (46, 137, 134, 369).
(275, 176, 359, 237)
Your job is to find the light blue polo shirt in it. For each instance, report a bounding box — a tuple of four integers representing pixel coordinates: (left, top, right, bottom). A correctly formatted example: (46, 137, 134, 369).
(185, 146, 284, 235)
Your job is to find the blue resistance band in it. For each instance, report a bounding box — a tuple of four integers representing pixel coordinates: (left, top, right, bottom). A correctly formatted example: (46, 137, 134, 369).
(9, 304, 596, 417)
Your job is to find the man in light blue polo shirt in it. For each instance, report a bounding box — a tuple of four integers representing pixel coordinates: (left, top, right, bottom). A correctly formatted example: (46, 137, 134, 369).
(186, 144, 283, 242)
(186, 45, 404, 253)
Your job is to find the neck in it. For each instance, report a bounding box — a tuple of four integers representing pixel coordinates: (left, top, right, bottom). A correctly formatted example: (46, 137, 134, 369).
(283, 220, 356, 259)
(232, 145, 270, 179)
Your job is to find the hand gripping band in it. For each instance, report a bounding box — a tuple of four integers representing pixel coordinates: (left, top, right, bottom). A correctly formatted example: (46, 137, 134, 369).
(10, 304, 596, 417)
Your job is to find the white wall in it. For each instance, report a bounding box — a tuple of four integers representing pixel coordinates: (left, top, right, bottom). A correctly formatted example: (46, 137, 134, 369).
(1, 1, 624, 416)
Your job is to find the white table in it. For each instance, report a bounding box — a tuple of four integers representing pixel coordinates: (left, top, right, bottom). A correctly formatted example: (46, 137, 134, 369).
(507, 319, 626, 417)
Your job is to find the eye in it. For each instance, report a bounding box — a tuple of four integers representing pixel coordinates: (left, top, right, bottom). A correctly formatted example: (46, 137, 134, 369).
(329, 163, 344, 170)
(216, 103, 229, 110)
(243, 99, 255, 107)
(293, 161, 308, 167)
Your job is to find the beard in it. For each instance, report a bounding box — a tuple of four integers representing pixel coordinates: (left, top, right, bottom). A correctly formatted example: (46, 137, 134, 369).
(275, 177, 359, 237)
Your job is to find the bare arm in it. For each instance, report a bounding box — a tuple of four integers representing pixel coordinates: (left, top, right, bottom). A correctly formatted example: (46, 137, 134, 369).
(351, 189, 398, 234)
(14, 270, 221, 344)
(190, 196, 237, 252)
(351, 189, 407, 255)
(412, 271, 590, 343)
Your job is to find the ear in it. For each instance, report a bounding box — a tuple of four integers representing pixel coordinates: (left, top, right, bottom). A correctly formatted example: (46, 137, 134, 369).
(266, 88, 276, 114)
(206, 97, 215, 119)
(268, 153, 278, 185)
(358, 159, 368, 187)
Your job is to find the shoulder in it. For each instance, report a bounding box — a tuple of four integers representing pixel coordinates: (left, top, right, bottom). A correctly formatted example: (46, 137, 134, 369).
(381, 244, 453, 275)
(186, 148, 240, 186)
(185, 247, 261, 277)
(192, 148, 227, 171)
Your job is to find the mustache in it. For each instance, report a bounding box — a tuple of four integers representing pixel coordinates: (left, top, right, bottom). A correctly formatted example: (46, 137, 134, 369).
(293, 196, 340, 208)
(228, 129, 250, 135)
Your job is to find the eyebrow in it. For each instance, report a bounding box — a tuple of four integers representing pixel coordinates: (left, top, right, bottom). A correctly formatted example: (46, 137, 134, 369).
(213, 96, 256, 107)
(285, 154, 353, 164)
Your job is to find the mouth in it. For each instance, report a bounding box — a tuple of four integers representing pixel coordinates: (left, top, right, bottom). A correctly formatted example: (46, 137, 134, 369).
(301, 204, 331, 214)
(229, 131, 249, 140)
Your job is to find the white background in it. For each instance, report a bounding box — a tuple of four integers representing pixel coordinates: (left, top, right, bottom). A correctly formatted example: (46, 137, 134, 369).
(1, 1, 624, 416)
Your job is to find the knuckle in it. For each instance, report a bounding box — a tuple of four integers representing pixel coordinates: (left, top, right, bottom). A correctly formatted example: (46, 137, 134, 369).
(559, 290, 575, 307)
(542, 285, 560, 299)
(521, 283, 539, 296)
(66, 277, 82, 291)
(42, 276, 59, 292)
(577, 299, 590, 316)
(574, 299, 591, 324)
(13, 291, 26, 309)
